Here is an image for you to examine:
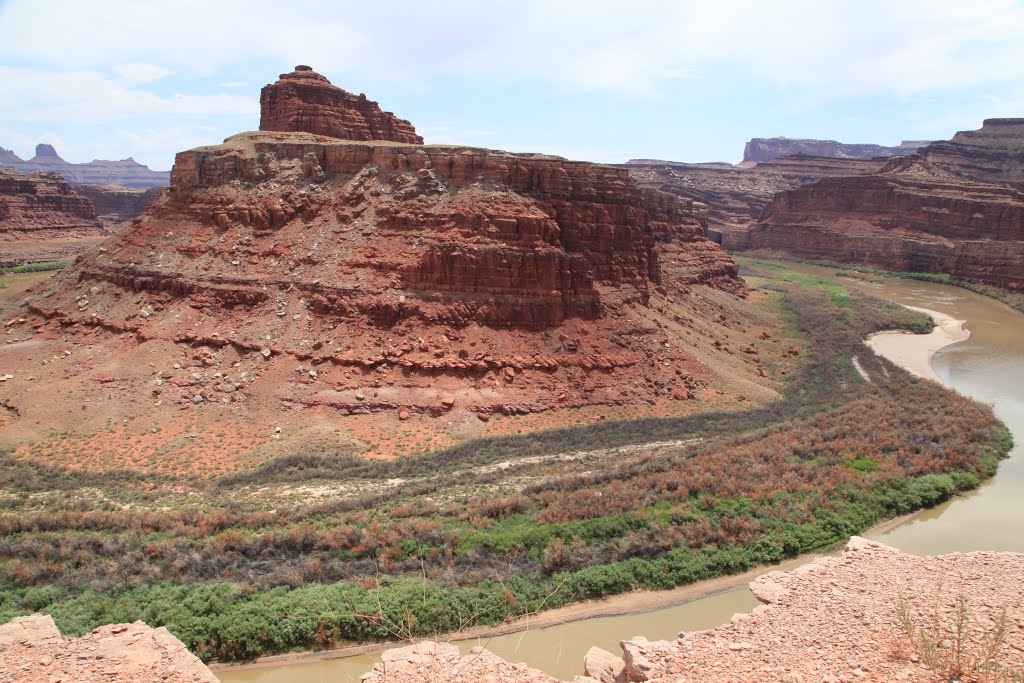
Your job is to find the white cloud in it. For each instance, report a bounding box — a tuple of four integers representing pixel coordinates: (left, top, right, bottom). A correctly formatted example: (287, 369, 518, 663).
(1, 0, 1021, 97)
(112, 63, 173, 85)
(0, 66, 255, 124)
(220, 81, 249, 88)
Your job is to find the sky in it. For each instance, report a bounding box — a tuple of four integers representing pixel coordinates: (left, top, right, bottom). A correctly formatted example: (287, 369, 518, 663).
(1, 0, 1023, 171)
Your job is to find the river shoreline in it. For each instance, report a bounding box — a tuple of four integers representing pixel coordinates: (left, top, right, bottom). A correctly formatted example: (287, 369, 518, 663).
(865, 305, 970, 383)
(211, 309, 968, 676)
(211, 511, 926, 674)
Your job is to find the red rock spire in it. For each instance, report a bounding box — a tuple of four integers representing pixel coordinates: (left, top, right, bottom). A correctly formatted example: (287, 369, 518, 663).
(259, 65, 423, 144)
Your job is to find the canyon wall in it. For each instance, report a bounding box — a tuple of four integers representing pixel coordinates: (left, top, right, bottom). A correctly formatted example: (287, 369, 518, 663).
(625, 155, 885, 242)
(14, 127, 758, 422)
(735, 119, 1024, 290)
(0, 168, 109, 265)
(3, 66, 782, 444)
(77, 184, 166, 231)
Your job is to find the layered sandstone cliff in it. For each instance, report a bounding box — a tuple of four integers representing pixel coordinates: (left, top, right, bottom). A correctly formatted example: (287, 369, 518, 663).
(362, 538, 1024, 683)
(0, 168, 109, 265)
(77, 184, 166, 232)
(742, 137, 928, 163)
(259, 65, 423, 143)
(735, 119, 1024, 290)
(0, 143, 170, 188)
(12, 129, 748, 418)
(625, 155, 886, 241)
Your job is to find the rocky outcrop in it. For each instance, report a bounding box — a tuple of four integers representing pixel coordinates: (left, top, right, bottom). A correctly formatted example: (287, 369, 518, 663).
(1, 68, 785, 455)
(625, 155, 886, 240)
(0, 614, 217, 682)
(259, 65, 423, 143)
(0, 143, 170, 188)
(361, 641, 560, 683)
(363, 538, 1024, 682)
(736, 119, 1024, 290)
(913, 117, 1024, 187)
(0, 168, 109, 265)
(742, 137, 928, 163)
(14, 128, 746, 413)
(77, 184, 166, 231)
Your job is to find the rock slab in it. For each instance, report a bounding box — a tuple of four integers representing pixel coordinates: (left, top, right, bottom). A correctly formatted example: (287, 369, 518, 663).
(0, 614, 217, 682)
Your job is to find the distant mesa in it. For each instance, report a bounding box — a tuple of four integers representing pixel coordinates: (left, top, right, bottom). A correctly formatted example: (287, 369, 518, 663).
(0, 143, 169, 189)
(733, 118, 1024, 291)
(259, 65, 423, 144)
(742, 137, 929, 164)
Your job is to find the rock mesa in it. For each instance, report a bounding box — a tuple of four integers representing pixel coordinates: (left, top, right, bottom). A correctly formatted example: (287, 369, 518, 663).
(2, 67, 771, 445)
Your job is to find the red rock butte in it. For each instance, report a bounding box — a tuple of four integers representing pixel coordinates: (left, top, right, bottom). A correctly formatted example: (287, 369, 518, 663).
(1, 66, 774, 444)
(259, 65, 423, 144)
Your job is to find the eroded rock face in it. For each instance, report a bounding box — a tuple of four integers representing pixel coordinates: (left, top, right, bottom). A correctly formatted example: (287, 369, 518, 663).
(76, 184, 166, 232)
(363, 538, 1024, 683)
(0, 143, 170, 188)
(0, 168, 109, 265)
(735, 119, 1024, 290)
(8, 122, 757, 423)
(259, 65, 423, 144)
(625, 155, 886, 240)
(0, 614, 217, 683)
(742, 137, 928, 163)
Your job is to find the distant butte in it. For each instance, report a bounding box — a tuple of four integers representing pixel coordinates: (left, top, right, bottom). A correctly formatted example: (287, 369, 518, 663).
(0, 143, 170, 189)
(259, 65, 424, 144)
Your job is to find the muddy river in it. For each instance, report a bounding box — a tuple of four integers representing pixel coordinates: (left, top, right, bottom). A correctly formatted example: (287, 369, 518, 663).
(216, 265, 1024, 682)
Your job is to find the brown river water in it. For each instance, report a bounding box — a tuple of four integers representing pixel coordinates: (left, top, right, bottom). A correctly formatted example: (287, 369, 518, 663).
(215, 264, 1024, 682)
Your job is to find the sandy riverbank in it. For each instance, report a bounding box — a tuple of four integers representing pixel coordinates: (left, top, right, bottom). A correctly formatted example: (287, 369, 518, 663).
(865, 305, 969, 382)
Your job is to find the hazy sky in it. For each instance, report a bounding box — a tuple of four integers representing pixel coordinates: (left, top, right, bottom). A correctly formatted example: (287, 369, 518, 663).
(1, 0, 1022, 170)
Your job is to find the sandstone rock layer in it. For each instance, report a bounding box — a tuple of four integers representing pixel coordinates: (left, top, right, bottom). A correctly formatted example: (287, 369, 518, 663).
(0, 614, 217, 683)
(0, 168, 109, 265)
(259, 66, 423, 143)
(76, 184, 166, 232)
(626, 155, 886, 239)
(6, 127, 764, 431)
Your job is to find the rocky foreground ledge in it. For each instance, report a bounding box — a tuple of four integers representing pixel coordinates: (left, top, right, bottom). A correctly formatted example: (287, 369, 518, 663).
(362, 538, 1024, 683)
(0, 615, 216, 682)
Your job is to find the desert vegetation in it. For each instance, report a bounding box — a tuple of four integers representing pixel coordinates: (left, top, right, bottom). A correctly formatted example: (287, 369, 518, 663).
(0, 264, 1013, 661)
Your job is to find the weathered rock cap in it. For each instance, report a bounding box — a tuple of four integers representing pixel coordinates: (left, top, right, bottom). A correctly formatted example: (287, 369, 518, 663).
(259, 65, 423, 144)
